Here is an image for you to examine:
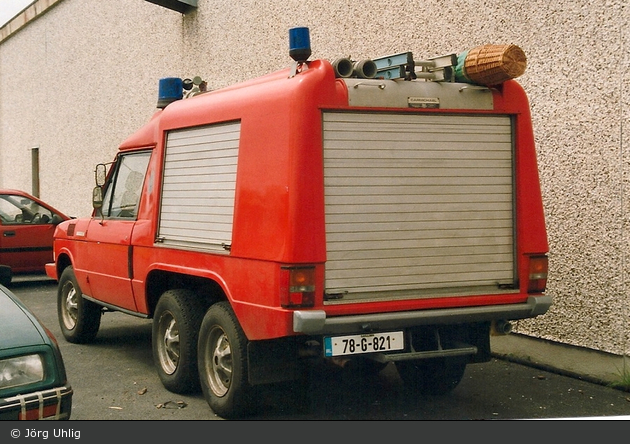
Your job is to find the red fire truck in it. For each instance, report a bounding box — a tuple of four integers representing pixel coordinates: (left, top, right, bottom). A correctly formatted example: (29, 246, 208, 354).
(46, 28, 550, 418)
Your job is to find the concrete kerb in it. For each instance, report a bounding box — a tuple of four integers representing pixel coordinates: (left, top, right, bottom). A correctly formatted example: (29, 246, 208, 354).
(490, 333, 630, 392)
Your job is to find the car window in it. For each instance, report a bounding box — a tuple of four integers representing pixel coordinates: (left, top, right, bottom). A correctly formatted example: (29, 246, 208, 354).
(100, 152, 151, 219)
(0, 194, 57, 225)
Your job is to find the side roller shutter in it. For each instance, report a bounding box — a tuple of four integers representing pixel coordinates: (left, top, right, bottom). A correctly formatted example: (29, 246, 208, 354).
(323, 112, 515, 299)
(158, 121, 240, 252)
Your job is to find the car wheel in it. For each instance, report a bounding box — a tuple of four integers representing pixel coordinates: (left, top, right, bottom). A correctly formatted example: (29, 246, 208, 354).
(396, 356, 467, 396)
(152, 289, 205, 394)
(57, 266, 101, 343)
(198, 301, 252, 419)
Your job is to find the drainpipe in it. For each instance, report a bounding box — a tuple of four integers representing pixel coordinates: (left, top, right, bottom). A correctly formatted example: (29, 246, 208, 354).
(31, 146, 39, 198)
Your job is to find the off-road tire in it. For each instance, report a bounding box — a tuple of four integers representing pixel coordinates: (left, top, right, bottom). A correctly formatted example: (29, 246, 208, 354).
(396, 356, 467, 396)
(152, 289, 206, 394)
(198, 301, 252, 419)
(57, 266, 101, 343)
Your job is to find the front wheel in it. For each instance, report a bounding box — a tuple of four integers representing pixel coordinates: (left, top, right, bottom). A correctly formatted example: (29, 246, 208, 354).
(396, 357, 467, 396)
(198, 301, 252, 419)
(57, 266, 101, 343)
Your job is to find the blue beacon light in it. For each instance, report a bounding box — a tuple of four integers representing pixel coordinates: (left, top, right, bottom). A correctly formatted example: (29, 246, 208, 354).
(157, 77, 183, 109)
(289, 27, 311, 62)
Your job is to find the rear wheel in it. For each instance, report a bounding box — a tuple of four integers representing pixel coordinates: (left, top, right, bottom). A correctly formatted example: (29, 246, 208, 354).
(152, 289, 205, 394)
(396, 357, 467, 395)
(57, 266, 101, 343)
(198, 301, 252, 419)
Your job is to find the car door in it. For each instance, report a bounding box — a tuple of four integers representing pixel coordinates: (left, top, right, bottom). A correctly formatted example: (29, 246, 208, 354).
(80, 151, 151, 311)
(0, 194, 59, 273)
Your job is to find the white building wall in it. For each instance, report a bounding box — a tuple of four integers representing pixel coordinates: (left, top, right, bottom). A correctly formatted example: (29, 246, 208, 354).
(1, 0, 629, 355)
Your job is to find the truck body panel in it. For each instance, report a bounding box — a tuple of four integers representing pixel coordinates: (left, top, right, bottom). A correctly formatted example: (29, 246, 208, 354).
(50, 60, 549, 338)
(47, 39, 550, 416)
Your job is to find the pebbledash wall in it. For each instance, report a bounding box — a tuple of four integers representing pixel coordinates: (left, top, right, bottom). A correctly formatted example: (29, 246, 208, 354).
(1, 0, 629, 356)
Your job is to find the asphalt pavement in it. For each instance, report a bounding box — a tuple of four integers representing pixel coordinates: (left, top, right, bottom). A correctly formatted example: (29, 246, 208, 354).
(8, 277, 630, 420)
(13, 274, 630, 392)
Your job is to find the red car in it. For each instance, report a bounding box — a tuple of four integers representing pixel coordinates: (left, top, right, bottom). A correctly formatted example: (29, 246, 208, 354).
(0, 190, 70, 286)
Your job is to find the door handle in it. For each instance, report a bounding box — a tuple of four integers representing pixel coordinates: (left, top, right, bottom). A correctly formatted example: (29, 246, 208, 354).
(2, 231, 15, 237)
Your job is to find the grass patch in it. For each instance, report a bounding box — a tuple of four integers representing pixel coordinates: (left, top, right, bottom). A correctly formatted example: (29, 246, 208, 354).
(609, 364, 630, 391)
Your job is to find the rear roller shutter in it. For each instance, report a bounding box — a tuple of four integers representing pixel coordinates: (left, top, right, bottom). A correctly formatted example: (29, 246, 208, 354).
(323, 112, 515, 301)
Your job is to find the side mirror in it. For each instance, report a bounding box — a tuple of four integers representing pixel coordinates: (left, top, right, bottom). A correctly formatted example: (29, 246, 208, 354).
(92, 186, 103, 210)
(95, 163, 108, 187)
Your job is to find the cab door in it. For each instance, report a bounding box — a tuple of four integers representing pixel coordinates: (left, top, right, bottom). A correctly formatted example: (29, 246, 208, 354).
(0, 222, 56, 273)
(80, 151, 151, 311)
(0, 193, 61, 273)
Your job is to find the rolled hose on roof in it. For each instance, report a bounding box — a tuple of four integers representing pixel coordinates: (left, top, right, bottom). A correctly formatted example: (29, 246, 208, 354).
(454, 44, 527, 86)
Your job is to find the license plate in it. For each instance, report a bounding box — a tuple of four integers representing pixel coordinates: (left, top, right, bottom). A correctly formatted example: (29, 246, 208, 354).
(324, 331, 404, 357)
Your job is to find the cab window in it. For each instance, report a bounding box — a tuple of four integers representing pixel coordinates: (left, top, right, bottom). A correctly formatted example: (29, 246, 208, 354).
(100, 152, 151, 219)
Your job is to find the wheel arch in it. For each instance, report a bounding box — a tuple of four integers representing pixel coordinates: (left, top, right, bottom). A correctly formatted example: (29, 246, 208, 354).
(54, 251, 73, 278)
(145, 269, 227, 318)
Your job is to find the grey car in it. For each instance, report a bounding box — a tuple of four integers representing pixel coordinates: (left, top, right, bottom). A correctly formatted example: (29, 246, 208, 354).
(0, 284, 72, 420)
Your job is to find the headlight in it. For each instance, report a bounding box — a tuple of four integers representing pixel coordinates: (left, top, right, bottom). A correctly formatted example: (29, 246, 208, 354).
(0, 354, 45, 389)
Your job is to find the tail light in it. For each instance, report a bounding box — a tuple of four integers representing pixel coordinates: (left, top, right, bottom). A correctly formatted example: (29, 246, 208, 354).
(280, 265, 315, 308)
(528, 255, 548, 293)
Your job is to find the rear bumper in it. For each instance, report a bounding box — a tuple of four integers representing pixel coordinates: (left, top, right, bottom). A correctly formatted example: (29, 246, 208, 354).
(293, 295, 552, 335)
(0, 385, 73, 420)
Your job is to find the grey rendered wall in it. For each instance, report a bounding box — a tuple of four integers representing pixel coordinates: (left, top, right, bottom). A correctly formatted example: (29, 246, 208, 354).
(0, 0, 628, 355)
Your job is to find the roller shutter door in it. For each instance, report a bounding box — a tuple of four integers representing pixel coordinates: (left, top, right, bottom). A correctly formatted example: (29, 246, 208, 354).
(323, 112, 515, 301)
(158, 121, 240, 252)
